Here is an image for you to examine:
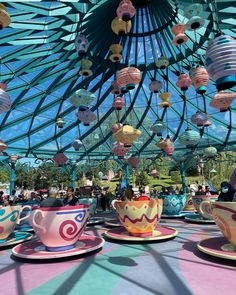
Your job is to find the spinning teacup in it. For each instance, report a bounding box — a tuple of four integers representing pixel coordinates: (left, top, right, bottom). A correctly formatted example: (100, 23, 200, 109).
(79, 198, 97, 216)
(200, 201, 236, 250)
(30, 205, 90, 251)
(0, 205, 31, 240)
(192, 195, 218, 219)
(111, 199, 163, 237)
(160, 194, 186, 215)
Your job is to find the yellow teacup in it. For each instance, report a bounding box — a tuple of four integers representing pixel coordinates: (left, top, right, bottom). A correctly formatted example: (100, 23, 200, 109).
(111, 199, 163, 237)
(200, 201, 236, 250)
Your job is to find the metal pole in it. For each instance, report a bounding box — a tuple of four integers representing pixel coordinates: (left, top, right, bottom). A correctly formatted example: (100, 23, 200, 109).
(179, 161, 186, 194)
(9, 163, 16, 195)
(70, 169, 76, 189)
(124, 164, 129, 188)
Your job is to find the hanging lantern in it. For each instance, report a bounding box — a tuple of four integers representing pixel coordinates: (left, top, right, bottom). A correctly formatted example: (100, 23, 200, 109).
(121, 86, 129, 94)
(0, 83, 7, 90)
(117, 67, 141, 90)
(53, 153, 68, 167)
(75, 34, 89, 57)
(179, 128, 200, 148)
(111, 17, 132, 35)
(116, 0, 136, 22)
(163, 135, 175, 156)
(203, 146, 218, 158)
(127, 156, 139, 168)
(184, 4, 204, 31)
(151, 169, 158, 178)
(172, 23, 188, 46)
(149, 80, 162, 93)
(0, 139, 7, 153)
(190, 111, 210, 127)
(72, 139, 83, 151)
(113, 97, 125, 110)
(156, 137, 166, 149)
(76, 108, 96, 126)
(184, 3, 203, 19)
(189, 66, 209, 94)
(205, 34, 236, 90)
(69, 89, 96, 108)
(150, 121, 166, 136)
(56, 117, 66, 128)
(112, 142, 129, 158)
(159, 92, 172, 108)
(111, 80, 121, 95)
(156, 56, 169, 70)
(112, 123, 123, 133)
(0, 88, 11, 113)
(113, 124, 142, 147)
(203, 120, 211, 127)
(10, 155, 18, 163)
(109, 44, 123, 62)
(79, 58, 93, 77)
(176, 73, 191, 91)
(210, 91, 236, 112)
(0, 4, 11, 30)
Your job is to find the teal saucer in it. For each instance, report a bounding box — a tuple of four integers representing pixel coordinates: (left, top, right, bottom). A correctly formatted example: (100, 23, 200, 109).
(15, 225, 34, 232)
(0, 231, 33, 247)
(184, 213, 215, 224)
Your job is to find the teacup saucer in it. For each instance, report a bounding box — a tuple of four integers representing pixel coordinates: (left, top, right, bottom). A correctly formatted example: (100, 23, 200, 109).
(12, 235, 105, 259)
(197, 236, 236, 260)
(104, 226, 178, 242)
(184, 213, 215, 224)
(0, 231, 33, 248)
(161, 213, 186, 218)
(105, 219, 122, 227)
(15, 225, 34, 232)
(87, 217, 105, 225)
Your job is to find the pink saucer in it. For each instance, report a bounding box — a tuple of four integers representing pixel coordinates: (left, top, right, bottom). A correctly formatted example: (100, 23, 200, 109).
(197, 236, 236, 260)
(12, 236, 105, 260)
(105, 219, 122, 227)
(104, 226, 178, 241)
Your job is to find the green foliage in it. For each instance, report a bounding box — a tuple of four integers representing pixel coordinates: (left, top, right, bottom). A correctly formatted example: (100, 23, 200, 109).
(0, 168, 9, 183)
(170, 171, 181, 183)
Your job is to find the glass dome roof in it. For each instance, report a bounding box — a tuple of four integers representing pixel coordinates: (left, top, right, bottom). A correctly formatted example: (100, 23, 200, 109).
(0, 0, 235, 161)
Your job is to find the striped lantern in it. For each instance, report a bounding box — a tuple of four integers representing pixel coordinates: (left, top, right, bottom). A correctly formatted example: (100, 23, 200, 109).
(116, 0, 136, 22)
(176, 73, 191, 91)
(210, 91, 236, 112)
(149, 80, 162, 93)
(111, 17, 132, 35)
(69, 89, 96, 108)
(189, 66, 209, 94)
(0, 139, 7, 153)
(75, 34, 89, 57)
(205, 34, 236, 90)
(190, 111, 210, 127)
(150, 121, 166, 136)
(172, 23, 188, 46)
(113, 97, 125, 110)
(76, 107, 96, 126)
(0, 88, 11, 113)
(111, 80, 121, 95)
(112, 142, 129, 158)
(117, 67, 141, 90)
(156, 56, 169, 70)
(72, 139, 83, 151)
(159, 92, 172, 108)
(179, 128, 200, 148)
(163, 135, 175, 156)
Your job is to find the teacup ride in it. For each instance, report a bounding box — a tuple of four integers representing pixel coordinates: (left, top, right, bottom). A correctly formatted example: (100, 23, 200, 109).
(197, 201, 236, 260)
(12, 205, 105, 260)
(0, 205, 33, 248)
(79, 198, 104, 225)
(184, 195, 218, 224)
(104, 199, 178, 242)
(182, 193, 196, 213)
(159, 194, 187, 218)
(15, 202, 38, 232)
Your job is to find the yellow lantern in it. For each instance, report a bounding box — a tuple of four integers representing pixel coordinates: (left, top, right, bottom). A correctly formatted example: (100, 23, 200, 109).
(156, 138, 166, 149)
(109, 44, 123, 62)
(111, 17, 132, 35)
(113, 124, 141, 147)
(79, 58, 93, 77)
(159, 92, 172, 108)
(0, 4, 11, 29)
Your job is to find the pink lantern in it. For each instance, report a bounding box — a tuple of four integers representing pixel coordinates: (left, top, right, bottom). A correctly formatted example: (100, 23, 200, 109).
(75, 34, 89, 57)
(149, 80, 162, 93)
(203, 120, 211, 127)
(0, 83, 7, 90)
(0, 139, 7, 153)
(127, 156, 139, 168)
(176, 73, 191, 91)
(76, 107, 96, 126)
(53, 153, 68, 166)
(112, 123, 123, 133)
(151, 169, 158, 178)
(172, 24, 188, 46)
(163, 135, 175, 156)
(10, 155, 18, 163)
(117, 67, 141, 90)
(72, 139, 83, 151)
(116, 0, 136, 22)
(111, 80, 121, 95)
(190, 111, 210, 127)
(0, 88, 11, 113)
(113, 97, 125, 110)
(210, 91, 236, 112)
(189, 66, 209, 94)
(112, 142, 129, 158)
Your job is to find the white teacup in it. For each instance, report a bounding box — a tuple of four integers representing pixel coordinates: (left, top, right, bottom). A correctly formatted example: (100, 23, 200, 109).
(0, 205, 31, 240)
(30, 205, 90, 251)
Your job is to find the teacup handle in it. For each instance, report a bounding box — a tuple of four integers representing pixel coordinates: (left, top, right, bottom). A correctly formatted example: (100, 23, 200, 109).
(17, 205, 32, 224)
(111, 200, 118, 210)
(31, 209, 46, 233)
(199, 201, 213, 219)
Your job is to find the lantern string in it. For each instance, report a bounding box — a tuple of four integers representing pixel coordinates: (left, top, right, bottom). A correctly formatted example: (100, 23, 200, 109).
(184, 91, 189, 127)
(166, 108, 169, 135)
(213, 0, 221, 33)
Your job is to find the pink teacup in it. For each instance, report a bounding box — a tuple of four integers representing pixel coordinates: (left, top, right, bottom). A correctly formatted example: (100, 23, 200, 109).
(30, 205, 89, 251)
(192, 195, 218, 219)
